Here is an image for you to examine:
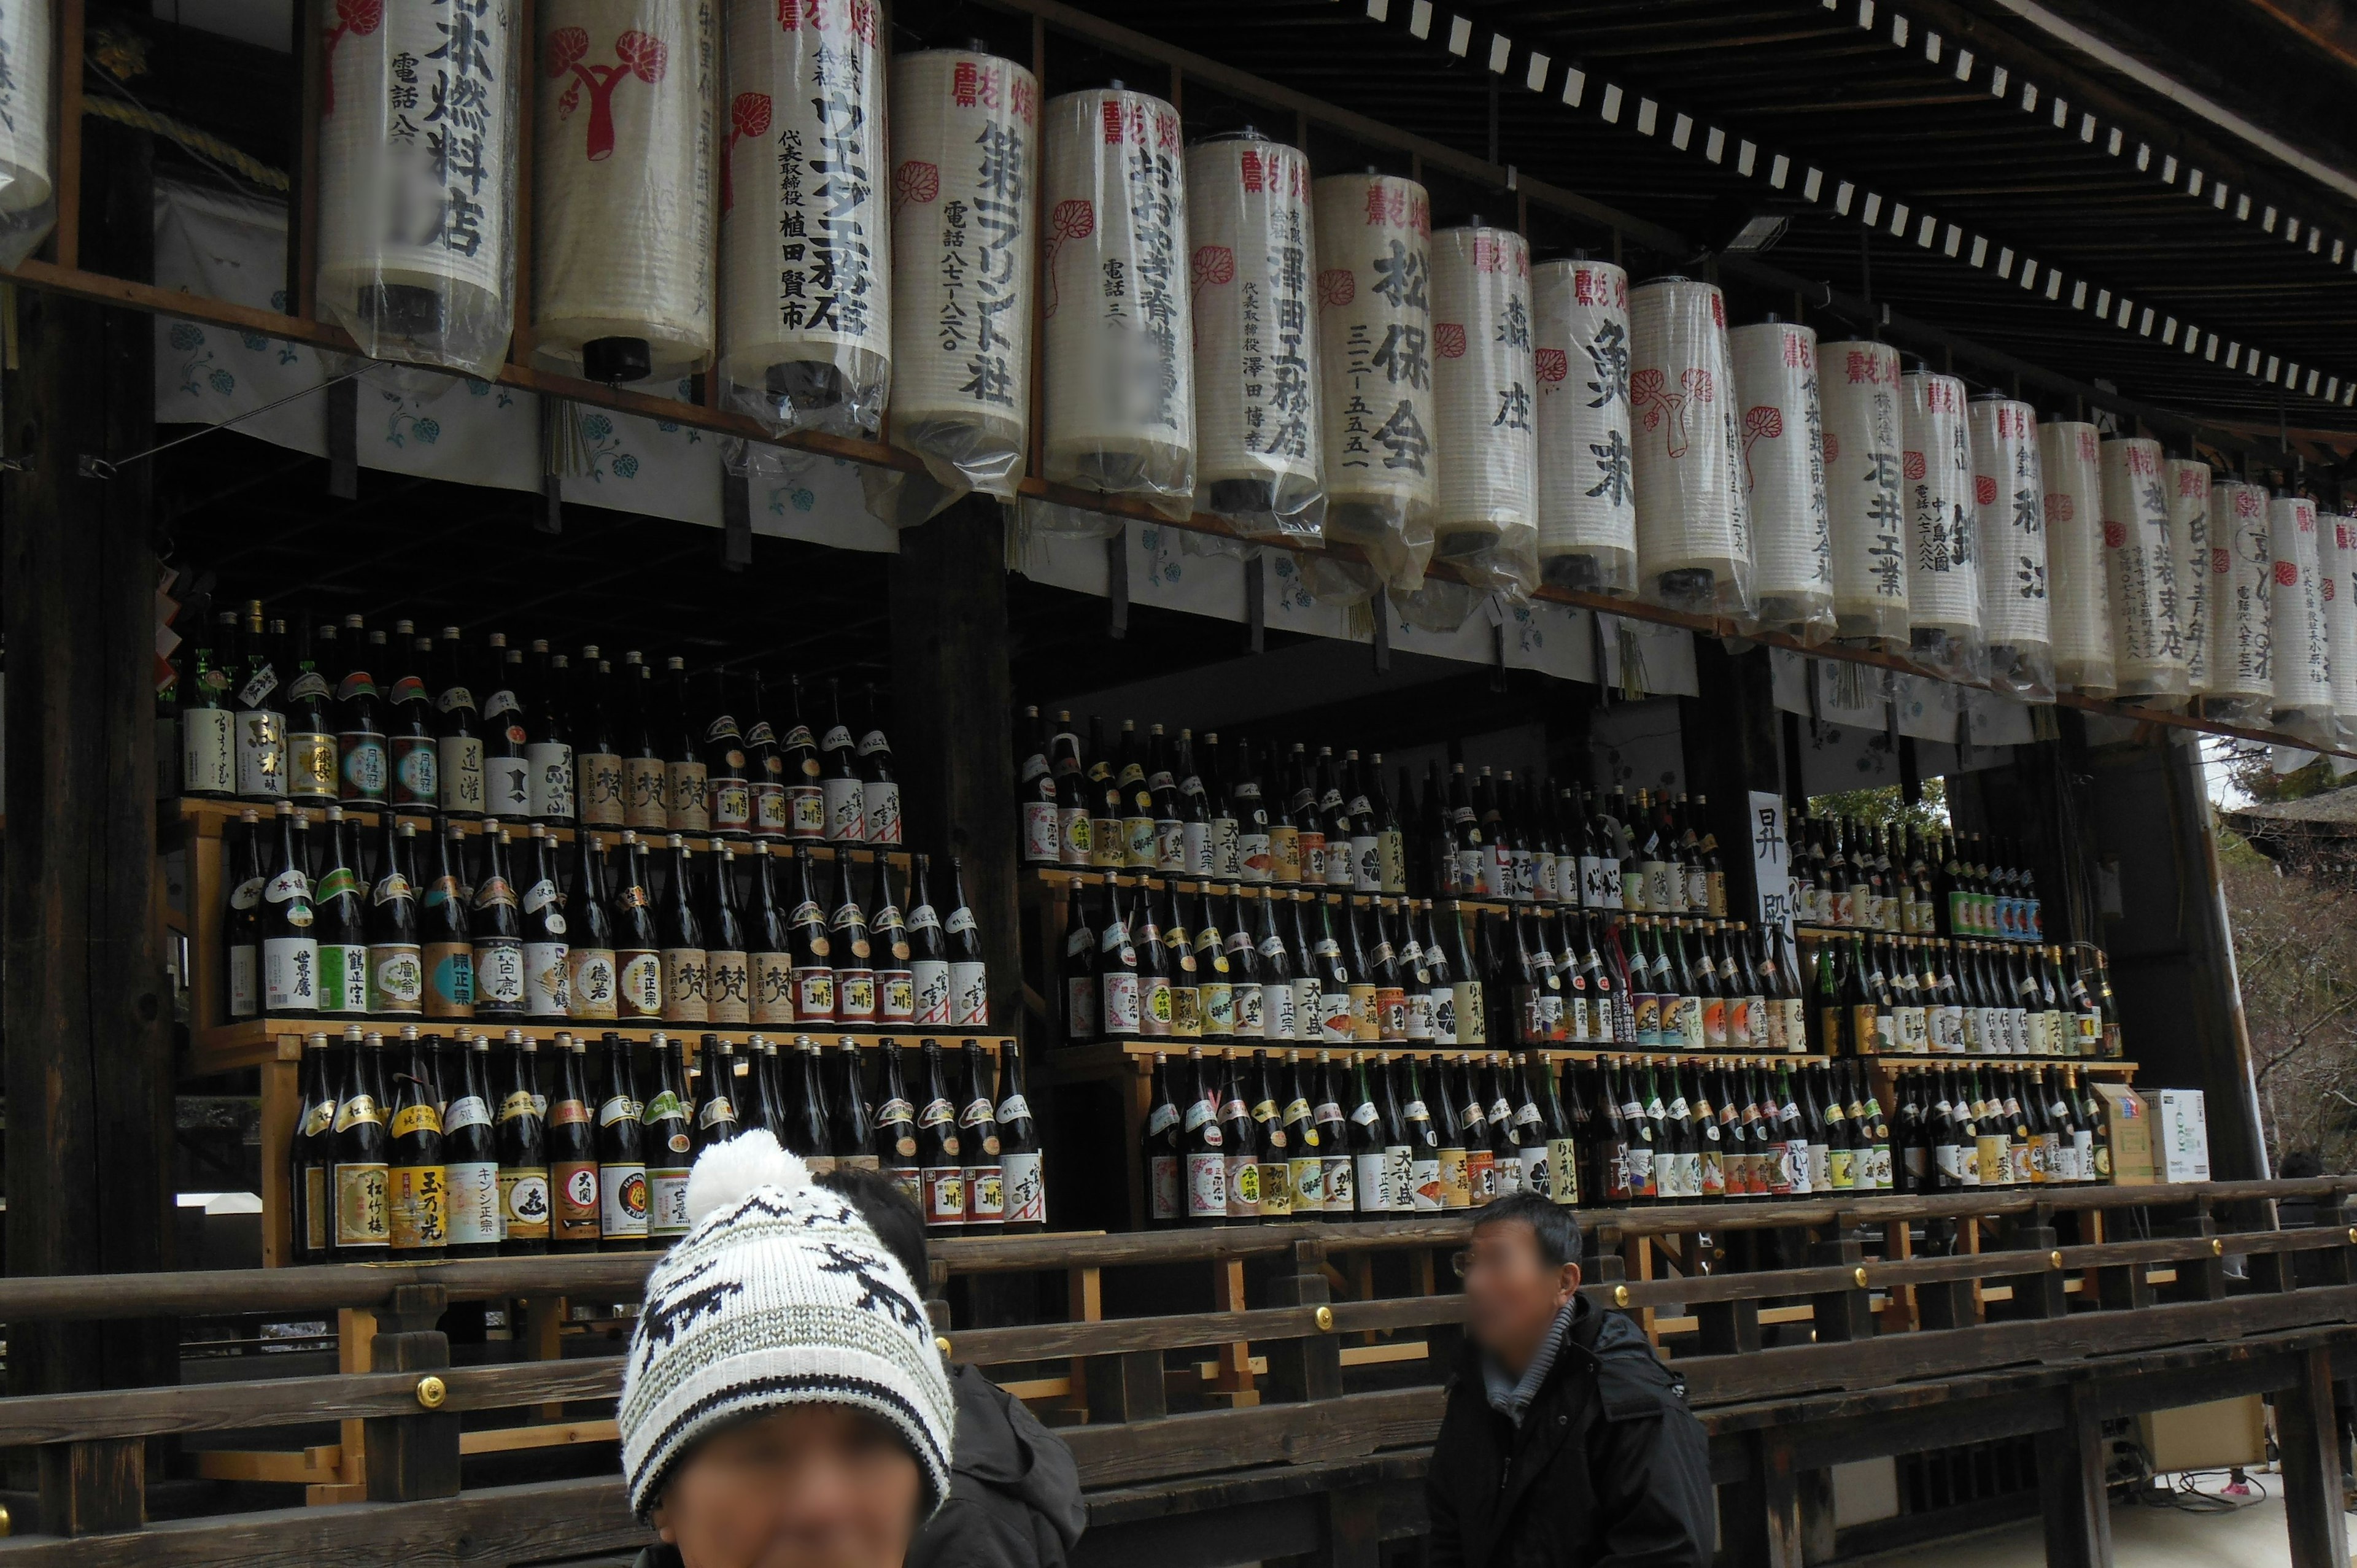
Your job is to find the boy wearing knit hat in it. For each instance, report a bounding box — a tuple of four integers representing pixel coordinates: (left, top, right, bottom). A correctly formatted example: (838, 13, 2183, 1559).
(619, 1129, 956, 1568)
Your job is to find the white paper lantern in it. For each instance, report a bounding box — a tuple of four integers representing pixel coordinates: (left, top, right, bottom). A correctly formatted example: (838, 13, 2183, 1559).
(2205, 478, 2274, 716)
(2319, 510, 2357, 738)
(2163, 460, 2213, 697)
(1629, 276, 1751, 616)
(1312, 171, 1436, 589)
(2038, 420, 2113, 697)
(532, 2, 716, 382)
(319, 0, 523, 379)
(1899, 369, 1981, 677)
(1728, 319, 1832, 637)
(1817, 339, 1908, 645)
(2273, 493, 2334, 736)
(883, 47, 1039, 506)
(1531, 258, 1635, 595)
(0, 0, 54, 268)
(2097, 438, 2190, 705)
(1428, 224, 1537, 595)
(718, 0, 889, 437)
(1040, 87, 1196, 516)
(1968, 396, 2052, 697)
(1186, 131, 1323, 540)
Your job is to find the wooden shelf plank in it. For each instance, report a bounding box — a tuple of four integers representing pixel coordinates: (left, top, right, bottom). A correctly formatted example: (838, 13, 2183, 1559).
(173, 797, 908, 866)
(190, 1019, 1015, 1076)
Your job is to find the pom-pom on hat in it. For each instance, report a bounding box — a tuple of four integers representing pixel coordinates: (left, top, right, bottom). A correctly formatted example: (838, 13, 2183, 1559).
(618, 1130, 954, 1520)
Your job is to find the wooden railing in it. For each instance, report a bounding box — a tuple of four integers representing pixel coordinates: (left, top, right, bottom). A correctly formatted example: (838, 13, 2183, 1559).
(0, 1179, 2350, 1567)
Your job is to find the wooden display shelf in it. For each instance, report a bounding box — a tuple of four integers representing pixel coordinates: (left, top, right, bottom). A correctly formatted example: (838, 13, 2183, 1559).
(171, 795, 909, 865)
(1021, 865, 1496, 908)
(1793, 924, 2053, 945)
(193, 1018, 1013, 1076)
(1859, 1052, 2136, 1073)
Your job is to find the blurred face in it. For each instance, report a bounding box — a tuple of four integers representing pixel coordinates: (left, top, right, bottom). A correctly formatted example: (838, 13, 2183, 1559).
(652, 1405, 924, 1568)
(1459, 1218, 1580, 1375)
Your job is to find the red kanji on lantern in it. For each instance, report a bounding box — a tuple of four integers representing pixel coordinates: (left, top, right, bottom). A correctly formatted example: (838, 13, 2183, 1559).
(721, 92, 773, 215)
(1471, 234, 1506, 273)
(2125, 444, 2158, 476)
(1782, 331, 1812, 371)
(1845, 350, 1883, 385)
(952, 60, 1003, 109)
(322, 0, 382, 118)
(1011, 77, 1035, 125)
(549, 28, 670, 164)
(2177, 468, 2207, 498)
(2235, 490, 2263, 519)
(1239, 149, 1264, 193)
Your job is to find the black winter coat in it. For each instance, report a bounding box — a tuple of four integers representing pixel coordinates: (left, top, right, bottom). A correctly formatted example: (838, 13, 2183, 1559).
(1425, 1297, 1713, 1568)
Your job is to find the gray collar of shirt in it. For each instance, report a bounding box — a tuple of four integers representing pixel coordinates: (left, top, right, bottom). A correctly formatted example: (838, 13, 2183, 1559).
(1481, 1300, 1577, 1428)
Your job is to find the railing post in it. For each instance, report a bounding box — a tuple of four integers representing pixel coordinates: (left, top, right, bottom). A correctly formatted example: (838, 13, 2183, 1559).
(2034, 1382, 2111, 1568)
(2156, 1205, 2226, 1303)
(1263, 1240, 1345, 1402)
(36, 1439, 142, 1539)
(1808, 1218, 1872, 1343)
(363, 1284, 459, 1503)
(2278, 1346, 2350, 1568)
(1988, 1205, 2065, 1321)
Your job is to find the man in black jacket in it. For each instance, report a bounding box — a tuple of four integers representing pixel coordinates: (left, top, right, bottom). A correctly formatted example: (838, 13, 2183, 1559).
(1426, 1192, 1712, 1568)
(820, 1168, 1090, 1568)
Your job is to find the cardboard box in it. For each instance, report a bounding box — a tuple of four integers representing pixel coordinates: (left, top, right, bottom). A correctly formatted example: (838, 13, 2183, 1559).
(2092, 1084, 2154, 1186)
(2138, 1394, 2266, 1472)
(2156, 1089, 2211, 1183)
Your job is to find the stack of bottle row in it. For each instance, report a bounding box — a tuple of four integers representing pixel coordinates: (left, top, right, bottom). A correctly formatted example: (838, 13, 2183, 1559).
(1808, 929, 2120, 1060)
(290, 1027, 1042, 1264)
(1790, 813, 2046, 944)
(179, 601, 900, 845)
(1140, 1045, 2116, 1225)
(221, 800, 991, 1030)
(1018, 709, 2053, 944)
(1058, 870, 1809, 1055)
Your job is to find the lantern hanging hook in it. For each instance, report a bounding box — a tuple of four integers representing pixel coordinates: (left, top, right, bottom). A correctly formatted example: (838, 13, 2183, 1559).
(79, 365, 370, 480)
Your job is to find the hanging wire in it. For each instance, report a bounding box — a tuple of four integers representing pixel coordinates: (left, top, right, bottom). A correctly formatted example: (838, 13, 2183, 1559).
(79, 365, 368, 479)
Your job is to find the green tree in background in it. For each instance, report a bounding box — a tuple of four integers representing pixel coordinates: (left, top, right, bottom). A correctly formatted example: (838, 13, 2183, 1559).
(1808, 777, 1951, 836)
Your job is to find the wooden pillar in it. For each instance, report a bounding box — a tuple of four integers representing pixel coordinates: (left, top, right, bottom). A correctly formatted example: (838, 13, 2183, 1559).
(2277, 1346, 2350, 1568)
(1681, 642, 1782, 922)
(2034, 1384, 2111, 1568)
(3, 109, 176, 1526)
(887, 496, 1021, 1035)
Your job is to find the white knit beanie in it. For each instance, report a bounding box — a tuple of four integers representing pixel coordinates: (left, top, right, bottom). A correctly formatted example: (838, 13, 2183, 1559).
(618, 1130, 956, 1520)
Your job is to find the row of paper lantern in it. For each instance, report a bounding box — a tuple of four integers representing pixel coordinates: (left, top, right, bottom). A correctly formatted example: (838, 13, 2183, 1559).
(313, 5, 2348, 730)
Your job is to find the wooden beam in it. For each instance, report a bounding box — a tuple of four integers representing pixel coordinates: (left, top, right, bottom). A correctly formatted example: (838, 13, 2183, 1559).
(2034, 1384, 2111, 1568)
(2275, 1346, 2351, 1568)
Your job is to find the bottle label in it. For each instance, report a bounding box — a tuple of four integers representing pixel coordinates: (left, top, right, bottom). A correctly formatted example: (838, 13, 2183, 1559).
(822, 777, 866, 843)
(484, 754, 532, 819)
(1023, 802, 1062, 862)
(579, 754, 627, 827)
(1352, 1151, 1388, 1215)
(923, 1165, 967, 1225)
(950, 960, 989, 1027)
(649, 1169, 692, 1237)
(614, 950, 662, 1018)
(1148, 1153, 1182, 1221)
(964, 1161, 1005, 1222)
(707, 951, 751, 1024)
(496, 1166, 552, 1240)
(1453, 981, 1487, 1045)
(521, 743, 575, 821)
(1261, 981, 1296, 1041)
(524, 941, 572, 1016)
(263, 935, 320, 1012)
(287, 731, 336, 794)
(836, 968, 878, 1024)
(446, 1159, 502, 1246)
(320, 943, 371, 1016)
(389, 1162, 449, 1250)
(234, 710, 289, 799)
(332, 1162, 390, 1248)
(624, 757, 668, 829)
(1318, 987, 1357, 1045)
(1182, 1151, 1226, 1217)
(183, 709, 235, 796)
(788, 967, 833, 1022)
(664, 761, 711, 832)
(663, 948, 711, 1021)
(471, 937, 524, 1011)
(1097, 971, 1139, 1035)
(865, 781, 902, 846)
(561, 949, 616, 1020)
(1139, 976, 1174, 1037)
(594, 1160, 650, 1235)
(438, 735, 486, 815)
(1001, 1151, 1045, 1226)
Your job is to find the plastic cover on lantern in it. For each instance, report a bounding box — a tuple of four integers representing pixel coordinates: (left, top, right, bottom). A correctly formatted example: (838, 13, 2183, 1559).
(869, 47, 1040, 527)
(1185, 132, 1325, 544)
(1968, 396, 2054, 701)
(319, 0, 523, 379)
(2098, 437, 2190, 707)
(532, 4, 717, 385)
(2037, 420, 2113, 698)
(1312, 171, 1437, 591)
(1818, 339, 1909, 647)
(2204, 478, 2274, 721)
(2269, 493, 2334, 746)
(1628, 277, 1753, 619)
(719, 0, 891, 439)
(0, 0, 55, 271)
(2317, 508, 2357, 744)
(1897, 369, 1984, 681)
(1728, 320, 1835, 643)
(1428, 225, 1538, 599)
(2162, 460, 2213, 698)
(1039, 87, 1197, 521)
(1532, 258, 1637, 597)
